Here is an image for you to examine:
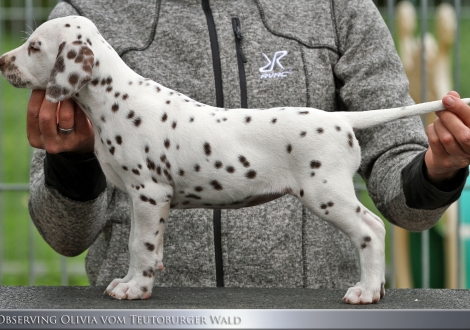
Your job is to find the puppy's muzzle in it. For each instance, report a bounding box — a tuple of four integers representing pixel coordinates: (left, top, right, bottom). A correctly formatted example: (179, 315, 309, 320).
(0, 55, 7, 73)
(0, 55, 28, 88)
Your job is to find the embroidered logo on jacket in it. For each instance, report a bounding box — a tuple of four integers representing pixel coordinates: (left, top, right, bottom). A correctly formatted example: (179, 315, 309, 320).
(259, 50, 293, 79)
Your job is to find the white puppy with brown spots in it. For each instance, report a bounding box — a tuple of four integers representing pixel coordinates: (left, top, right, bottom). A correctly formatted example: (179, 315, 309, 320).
(1, 16, 467, 304)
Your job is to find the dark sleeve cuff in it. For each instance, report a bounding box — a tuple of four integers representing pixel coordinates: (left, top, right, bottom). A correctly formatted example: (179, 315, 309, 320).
(402, 151, 469, 210)
(44, 152, 107, 202)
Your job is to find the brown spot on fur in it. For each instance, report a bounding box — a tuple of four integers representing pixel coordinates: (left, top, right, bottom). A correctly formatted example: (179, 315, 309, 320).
(239, 156, 250, 167)
(67, 50, 77, 59)
(210, 180, 223, 190)
(287, 144, 292, 153)
(185, 194, 201, 200)
(245, 170, 257, 179)
(68, 73, 79, 86)
(204, 142, 211, 156)
(144, 242, 155, 251)
(310, 160, 321, 169)
(348, 133, 354, 147)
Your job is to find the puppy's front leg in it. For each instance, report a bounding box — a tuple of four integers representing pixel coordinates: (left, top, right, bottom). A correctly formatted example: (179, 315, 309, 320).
(107, 187, 171, 300)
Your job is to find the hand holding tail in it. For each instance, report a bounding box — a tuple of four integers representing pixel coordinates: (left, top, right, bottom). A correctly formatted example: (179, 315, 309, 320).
(425, 91, 470, 185)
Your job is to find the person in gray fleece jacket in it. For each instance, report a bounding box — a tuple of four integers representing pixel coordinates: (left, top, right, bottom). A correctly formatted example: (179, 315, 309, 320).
(27, 0, 470, 289)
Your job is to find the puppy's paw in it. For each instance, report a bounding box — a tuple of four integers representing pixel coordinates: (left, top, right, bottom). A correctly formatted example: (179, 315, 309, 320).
(104, 278, 126, 295)
(342, 282, 384, 304)
(107, 279, 153, 300)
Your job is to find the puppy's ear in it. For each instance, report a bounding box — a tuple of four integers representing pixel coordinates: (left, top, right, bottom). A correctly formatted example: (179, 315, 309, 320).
(46, 41, 94, 102)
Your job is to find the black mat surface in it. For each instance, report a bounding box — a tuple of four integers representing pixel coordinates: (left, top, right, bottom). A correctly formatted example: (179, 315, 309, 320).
(1, 286, 469, 309)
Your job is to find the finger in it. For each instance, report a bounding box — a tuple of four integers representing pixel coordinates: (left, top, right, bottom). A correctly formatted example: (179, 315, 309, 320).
(73, 103, 90, 132)
(73, 106, 95, 153)
(433, 116, 467, 157)
(435, 109, 470, 155)
(38, 96, 60, 142)
(57, 98, 75, 131)
(426, 122, 449, 158)
(440, 94, 470, 127)
(27, 90, 46, 148)
(447, 91, 460, 98)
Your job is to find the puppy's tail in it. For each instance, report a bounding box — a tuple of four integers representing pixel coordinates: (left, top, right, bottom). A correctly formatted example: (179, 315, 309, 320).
(336, 98, 470, 130)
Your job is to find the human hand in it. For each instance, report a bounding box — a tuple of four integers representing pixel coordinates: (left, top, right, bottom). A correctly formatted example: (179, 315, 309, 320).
(424, 91, 470, 185)
(27, 89, 95, 154)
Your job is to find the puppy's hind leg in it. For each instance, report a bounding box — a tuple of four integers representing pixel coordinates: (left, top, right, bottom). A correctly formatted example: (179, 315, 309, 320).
(299, 180, 386, 304)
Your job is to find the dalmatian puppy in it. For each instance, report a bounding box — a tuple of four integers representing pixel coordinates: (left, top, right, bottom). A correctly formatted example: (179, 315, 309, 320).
(1, 16, 468, 304)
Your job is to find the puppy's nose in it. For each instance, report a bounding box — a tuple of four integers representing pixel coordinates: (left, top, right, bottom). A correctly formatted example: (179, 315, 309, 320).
(0, 56, 7, 73)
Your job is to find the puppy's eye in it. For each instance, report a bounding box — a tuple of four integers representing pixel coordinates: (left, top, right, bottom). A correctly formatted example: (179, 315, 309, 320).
(28, 43, 40, 54)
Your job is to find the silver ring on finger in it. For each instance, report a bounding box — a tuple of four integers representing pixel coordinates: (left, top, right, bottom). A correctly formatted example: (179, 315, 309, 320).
(57, 124, 74, 134)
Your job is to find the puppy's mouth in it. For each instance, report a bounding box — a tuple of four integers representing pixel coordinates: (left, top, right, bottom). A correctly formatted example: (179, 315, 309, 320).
(0, 59, 30, 88)
(4, 74, 29, 88)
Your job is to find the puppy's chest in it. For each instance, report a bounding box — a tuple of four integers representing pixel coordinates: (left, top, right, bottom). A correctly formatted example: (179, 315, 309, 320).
(93, 112, 228, 184)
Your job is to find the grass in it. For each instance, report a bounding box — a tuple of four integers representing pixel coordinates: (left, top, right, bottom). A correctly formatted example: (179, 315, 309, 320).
(1, 13, 470, 288)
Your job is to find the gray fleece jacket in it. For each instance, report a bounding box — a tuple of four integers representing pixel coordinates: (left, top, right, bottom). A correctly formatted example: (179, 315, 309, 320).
(28, 0, 467, 288)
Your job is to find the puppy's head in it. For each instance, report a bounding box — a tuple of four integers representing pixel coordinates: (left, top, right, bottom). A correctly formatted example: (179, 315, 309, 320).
(0, 16, 96, 103)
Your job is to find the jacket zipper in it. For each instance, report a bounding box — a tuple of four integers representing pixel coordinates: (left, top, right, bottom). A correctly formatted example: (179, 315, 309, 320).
(232, 17, 248, 108)
(202, 0, 225, 288)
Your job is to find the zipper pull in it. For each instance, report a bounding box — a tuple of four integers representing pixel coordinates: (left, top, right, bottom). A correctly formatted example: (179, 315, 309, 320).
(234, 23, 243, 39)
(232, 17, 247, 63)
